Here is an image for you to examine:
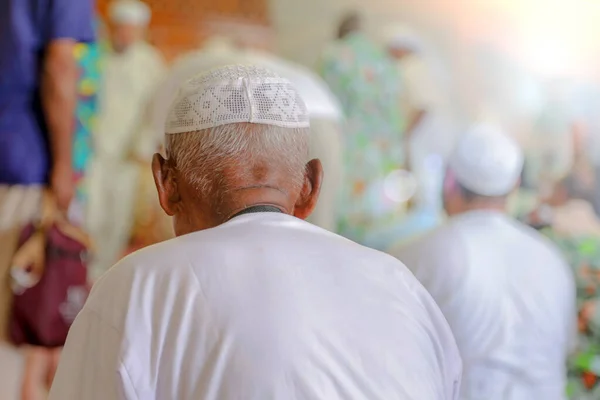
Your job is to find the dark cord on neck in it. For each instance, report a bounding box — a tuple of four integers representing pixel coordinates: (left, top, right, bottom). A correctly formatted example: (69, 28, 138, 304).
(228, 205, 284, 221)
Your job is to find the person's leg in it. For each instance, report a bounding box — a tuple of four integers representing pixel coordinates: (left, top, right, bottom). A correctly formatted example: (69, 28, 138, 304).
(47, 347, 62, 390)
(20, 347, 51, 400)
(0, 342, 25, 400)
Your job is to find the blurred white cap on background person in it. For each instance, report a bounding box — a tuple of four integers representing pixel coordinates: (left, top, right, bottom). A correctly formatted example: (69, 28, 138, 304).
(380, 25, 422, 52)
(449, 124, 524, 197)
(109, 0, 151, 26)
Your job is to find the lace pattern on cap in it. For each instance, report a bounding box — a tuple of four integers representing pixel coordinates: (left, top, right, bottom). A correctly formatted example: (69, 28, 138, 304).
(165, 65, 310, 134)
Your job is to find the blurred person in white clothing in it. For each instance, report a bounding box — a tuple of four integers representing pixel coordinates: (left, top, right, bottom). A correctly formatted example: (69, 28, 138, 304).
(50, 65, 461, 400)
(87, 0, 166, 278)
(392, 125, 576, 399)
(383, 26, 456, 212)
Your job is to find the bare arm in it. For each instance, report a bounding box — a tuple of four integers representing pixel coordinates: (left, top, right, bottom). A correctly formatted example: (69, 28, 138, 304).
(42, 39, 78, 210)
(405, 108, 426, 138)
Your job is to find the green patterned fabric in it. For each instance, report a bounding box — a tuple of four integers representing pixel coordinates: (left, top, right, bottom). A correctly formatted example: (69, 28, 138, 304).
(72, 19, 107, 204)
(319, 33, 406, 249)
(67, 20, 105, 225)
(73, 41, 100, 198)
(543, 228, 600, 399)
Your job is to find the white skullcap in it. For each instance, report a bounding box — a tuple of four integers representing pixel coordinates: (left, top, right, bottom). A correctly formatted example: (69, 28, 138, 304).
(165, 65, 310, 134)
(381, 25, 422, 51)
(108, 0, 151, 26)
(449, 124, 524, 196)
(242, 50, 343, 121)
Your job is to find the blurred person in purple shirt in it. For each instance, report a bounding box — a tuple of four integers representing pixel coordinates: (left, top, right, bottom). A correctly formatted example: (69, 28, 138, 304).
(0, 0, 94, 194)
(0, 0, 94, 397)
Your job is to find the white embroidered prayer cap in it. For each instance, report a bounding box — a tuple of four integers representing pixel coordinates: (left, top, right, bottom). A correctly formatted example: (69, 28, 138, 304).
(165, 65, 310, 134)
(108, 0, 151, 26)
(449, 124, 524, 197)
(242, 50, 343, 121)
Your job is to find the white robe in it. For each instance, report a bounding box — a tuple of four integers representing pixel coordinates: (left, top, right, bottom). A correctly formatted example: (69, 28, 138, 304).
(87, 42, 166, 279)
(399, 55, 455, 209)
(50, 213, 461, 400)
(392, 210, 577, 400)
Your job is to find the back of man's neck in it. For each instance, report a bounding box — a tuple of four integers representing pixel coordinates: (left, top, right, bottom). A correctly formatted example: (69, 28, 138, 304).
(218, 187, 294, 222)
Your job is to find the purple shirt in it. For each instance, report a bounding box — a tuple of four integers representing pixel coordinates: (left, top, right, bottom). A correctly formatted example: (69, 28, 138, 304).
(0, 0, 95, 184)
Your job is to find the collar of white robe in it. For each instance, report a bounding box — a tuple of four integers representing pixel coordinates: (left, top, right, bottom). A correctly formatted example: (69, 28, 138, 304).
(228, 205, 284, 221)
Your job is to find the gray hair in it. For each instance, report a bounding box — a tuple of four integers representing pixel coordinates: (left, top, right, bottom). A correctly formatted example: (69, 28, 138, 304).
(165, 123, 310, 201)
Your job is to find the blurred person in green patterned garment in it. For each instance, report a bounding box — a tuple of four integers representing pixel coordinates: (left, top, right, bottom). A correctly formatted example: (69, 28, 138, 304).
(71, 21, 105, 227)
(319, 12, 406, 250)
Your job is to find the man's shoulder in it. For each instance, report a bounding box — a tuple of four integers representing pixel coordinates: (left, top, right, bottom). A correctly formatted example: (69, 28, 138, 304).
(294, 220, 413, 269)
(451, 213, 566, 263)
(226, 215, 419, 290)
(85, 237, 201, 317)
(390, 221, 473, 289)
(111, 232, 207, 271)
(392, 221, 462, 258)
(507, 218, 567, 260)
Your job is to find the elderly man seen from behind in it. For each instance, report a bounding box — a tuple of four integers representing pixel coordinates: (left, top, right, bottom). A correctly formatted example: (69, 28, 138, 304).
(50, 65, 461, 399)
(392, 125, 576, 399)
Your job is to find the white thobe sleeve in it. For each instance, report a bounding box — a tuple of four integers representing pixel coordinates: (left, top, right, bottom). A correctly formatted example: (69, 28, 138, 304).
(49, 309, 137, 400)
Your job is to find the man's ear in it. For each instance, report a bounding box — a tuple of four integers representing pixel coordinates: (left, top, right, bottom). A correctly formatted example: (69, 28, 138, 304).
(152, 153, 181, 217)
(293, 159, 323, 220)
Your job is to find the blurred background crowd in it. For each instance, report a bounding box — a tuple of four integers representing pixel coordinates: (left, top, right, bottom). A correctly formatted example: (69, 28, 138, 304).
(2, 0, 600, 399)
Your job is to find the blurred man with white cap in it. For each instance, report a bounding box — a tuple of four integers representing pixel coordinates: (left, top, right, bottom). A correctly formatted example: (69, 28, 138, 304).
(87, 0, 166, 278)
(50, 65, 461, 399)
(392, 125, 576, 400)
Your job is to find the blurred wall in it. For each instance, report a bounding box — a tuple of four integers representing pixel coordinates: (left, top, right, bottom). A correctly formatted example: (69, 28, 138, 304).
(269, 0, 600, 140)
(97, 0, 271, 61)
